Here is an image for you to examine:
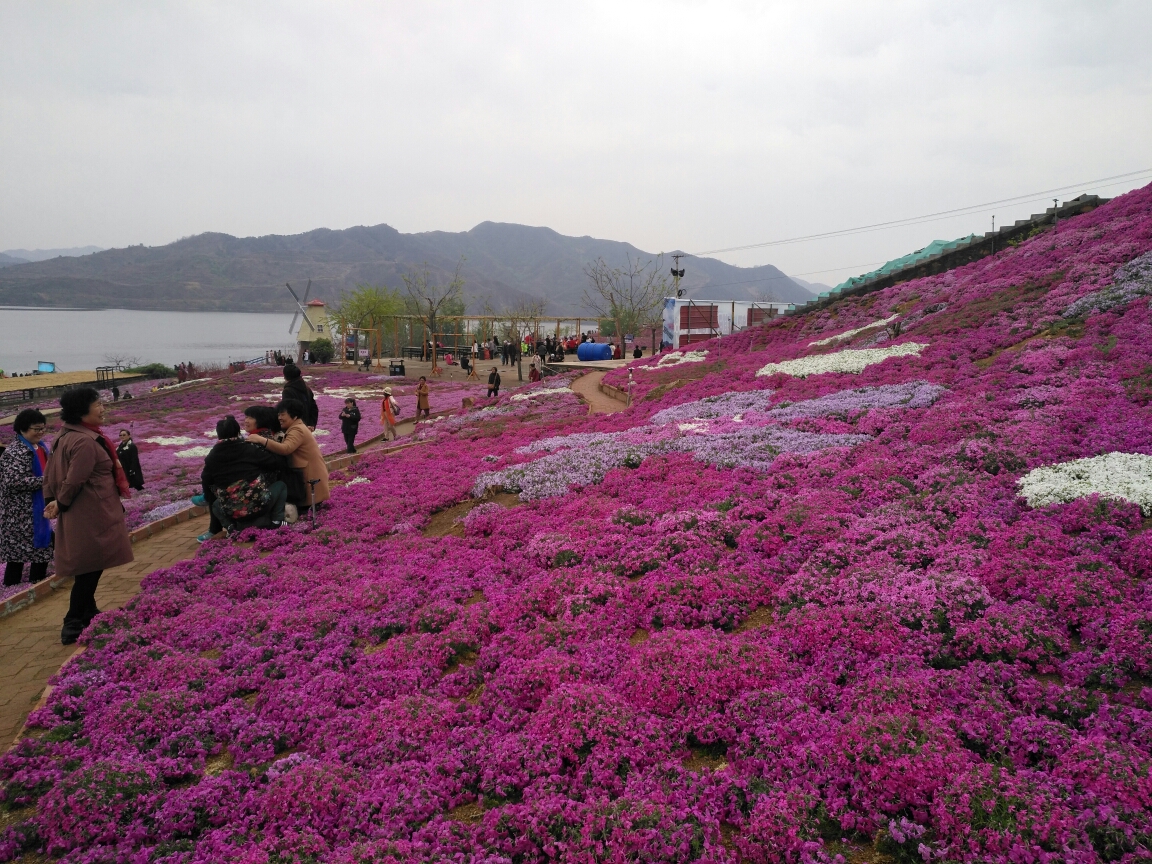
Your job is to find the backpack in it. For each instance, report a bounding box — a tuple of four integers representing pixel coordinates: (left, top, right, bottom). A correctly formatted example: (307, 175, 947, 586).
(214, 475, 272, 519)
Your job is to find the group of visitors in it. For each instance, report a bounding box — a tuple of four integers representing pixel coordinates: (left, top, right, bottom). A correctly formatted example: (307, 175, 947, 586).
(175, 361, 198, 383)
(0, 389, 136, 645)
(197, 396, 331, 539)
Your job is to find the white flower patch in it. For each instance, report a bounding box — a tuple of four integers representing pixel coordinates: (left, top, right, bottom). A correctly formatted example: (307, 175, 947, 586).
(808, 314, 900, 347)
(313, 429, 330, 436)
(1018, 452, 1152, 515)
(174, 446, 213, 459)
(639, 350, 708, 371)
(510, 387, 572, 401)
(756, 342, 928, 378)
(677, 422, 708, 433)
(322, 387, 394, 399)
(345, 476, 371, 486)
(154, 378, 212, 391)
(259, 375, 313, 384)
(203, 431, 217, 438)
(144, 436, 197, 446)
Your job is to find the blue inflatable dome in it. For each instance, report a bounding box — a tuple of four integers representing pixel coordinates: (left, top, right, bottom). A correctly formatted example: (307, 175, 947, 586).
(576, 342, 614, 362)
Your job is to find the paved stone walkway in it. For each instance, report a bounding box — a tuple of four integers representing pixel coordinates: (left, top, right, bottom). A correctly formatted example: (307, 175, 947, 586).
(0, 515, 209, 745)
(570, 370, 629, 414)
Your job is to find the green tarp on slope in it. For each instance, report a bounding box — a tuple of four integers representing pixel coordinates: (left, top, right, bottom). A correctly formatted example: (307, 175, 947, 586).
(830, 234, 978, 295)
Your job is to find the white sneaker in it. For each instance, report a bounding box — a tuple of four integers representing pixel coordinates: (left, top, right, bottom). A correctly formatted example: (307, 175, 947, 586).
(284, 503, 299, 524)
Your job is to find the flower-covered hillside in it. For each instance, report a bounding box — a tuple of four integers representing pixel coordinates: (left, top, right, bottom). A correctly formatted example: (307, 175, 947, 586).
(2, 184, 1152, 864)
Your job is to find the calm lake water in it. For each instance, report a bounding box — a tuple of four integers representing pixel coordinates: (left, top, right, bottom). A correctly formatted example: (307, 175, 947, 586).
(0, 308, 299, 374)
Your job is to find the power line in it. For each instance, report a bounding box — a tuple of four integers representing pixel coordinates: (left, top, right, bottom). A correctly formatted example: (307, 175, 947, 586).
(682, 260, 886, 295)
(689, 168, 1152, 257)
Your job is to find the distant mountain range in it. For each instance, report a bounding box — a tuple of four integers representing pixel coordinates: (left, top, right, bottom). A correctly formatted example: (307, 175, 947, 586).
(0, 224, 819, 314)
(0, 246, 105, 265)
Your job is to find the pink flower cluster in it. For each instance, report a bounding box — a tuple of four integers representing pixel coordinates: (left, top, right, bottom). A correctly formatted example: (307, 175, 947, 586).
(3, 184, 1152, 863)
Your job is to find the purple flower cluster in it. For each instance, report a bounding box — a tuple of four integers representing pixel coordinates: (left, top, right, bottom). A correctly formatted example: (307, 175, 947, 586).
(1064, 249, 1152, 318)
(3, 184, 1152, 863)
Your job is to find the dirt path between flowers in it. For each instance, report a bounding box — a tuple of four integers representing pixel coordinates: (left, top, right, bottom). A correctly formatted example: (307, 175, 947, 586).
(0, 423, 430, 748)
(570, 370, 629, 414)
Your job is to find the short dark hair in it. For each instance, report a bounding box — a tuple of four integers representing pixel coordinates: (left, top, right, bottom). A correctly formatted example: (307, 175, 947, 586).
(419, 376, 427, 381)
(275, 398, 305, 420)
(216, 415, 241, 439)
(60, 387, 100, 424)
(283, 364, 302, 381)
(13, 409, 46, 435)
(119, 429, 131, 437)
(243, 405, 280, 433)
(344, 397, 355, 404)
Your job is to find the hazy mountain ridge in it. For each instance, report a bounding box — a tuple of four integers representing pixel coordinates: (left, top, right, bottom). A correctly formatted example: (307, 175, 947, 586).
(1, 245, 105, 264)
(0, 223, 814, 314)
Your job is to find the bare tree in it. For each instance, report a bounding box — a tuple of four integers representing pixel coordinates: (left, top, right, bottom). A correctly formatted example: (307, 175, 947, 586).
(102, 352, 140, 370)
(502, 297, 547, 381)
(402, 259, 465, 356)
(582, 254, 670, 354)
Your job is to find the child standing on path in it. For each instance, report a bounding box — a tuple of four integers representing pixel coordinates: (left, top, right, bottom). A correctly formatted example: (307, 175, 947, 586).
(339, 398, 361, 453)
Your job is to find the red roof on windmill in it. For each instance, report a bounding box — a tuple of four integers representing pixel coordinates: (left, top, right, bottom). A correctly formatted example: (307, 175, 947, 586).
(306, 300, 326, 307)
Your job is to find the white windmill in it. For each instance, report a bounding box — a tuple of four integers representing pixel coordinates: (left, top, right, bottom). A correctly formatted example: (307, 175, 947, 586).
(286, 280, 328, 359)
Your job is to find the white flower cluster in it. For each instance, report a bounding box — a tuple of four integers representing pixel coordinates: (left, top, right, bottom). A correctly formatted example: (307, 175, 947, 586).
(174, 446, 214, 459)
(144, 436, 197, 446)
(259, 375, 314, 384)
(510, 386, 572, 402)
(755, 342, 928, 378)
(808, 314, 900, 347)
(639, 350, 708, 371)
(1018, 452, 1152, 514)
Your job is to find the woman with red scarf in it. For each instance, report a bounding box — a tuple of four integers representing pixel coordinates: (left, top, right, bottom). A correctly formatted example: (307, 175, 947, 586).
(43, 387, 134, 645)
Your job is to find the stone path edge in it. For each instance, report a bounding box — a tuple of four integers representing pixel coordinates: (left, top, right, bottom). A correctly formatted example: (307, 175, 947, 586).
(8, 647, 86, 748)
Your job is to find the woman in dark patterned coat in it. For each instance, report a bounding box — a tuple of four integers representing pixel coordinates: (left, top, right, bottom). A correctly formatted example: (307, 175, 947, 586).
(0, 409, 53, 586)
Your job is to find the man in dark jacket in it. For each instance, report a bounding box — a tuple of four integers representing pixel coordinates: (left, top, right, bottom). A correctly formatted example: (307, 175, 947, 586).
(339, 398, 361, 454)
(198, 416, 288, 541)
(487, 367, 501, 398)
(281, 364, 319, 429)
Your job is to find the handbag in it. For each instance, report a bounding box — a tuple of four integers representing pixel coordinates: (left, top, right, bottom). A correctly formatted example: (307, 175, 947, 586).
(214, 475, 272, 519)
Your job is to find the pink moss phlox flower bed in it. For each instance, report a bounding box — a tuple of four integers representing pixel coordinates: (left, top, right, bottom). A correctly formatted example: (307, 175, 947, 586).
(3, 186, 1152, 863)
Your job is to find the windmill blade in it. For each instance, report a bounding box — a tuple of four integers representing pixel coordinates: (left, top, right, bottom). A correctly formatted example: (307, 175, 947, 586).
(286, 282, 303, 304)
(289, 310, 300, 334)
(301, 279, 312, 304)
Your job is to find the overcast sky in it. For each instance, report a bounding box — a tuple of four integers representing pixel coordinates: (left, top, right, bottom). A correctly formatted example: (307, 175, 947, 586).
(2, 1, 1150, 286)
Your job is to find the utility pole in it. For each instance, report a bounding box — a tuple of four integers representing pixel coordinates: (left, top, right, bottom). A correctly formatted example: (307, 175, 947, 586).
(1053, 199, 1059, 230)
(991, 215, 995, 254)
(671, 254, 686, 298)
